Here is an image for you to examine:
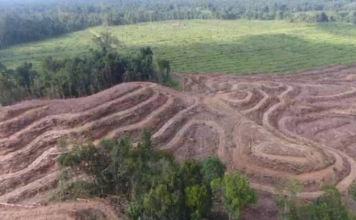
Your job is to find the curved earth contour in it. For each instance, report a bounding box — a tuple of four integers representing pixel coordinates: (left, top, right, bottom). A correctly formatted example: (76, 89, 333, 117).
(2, 65, 356, 217)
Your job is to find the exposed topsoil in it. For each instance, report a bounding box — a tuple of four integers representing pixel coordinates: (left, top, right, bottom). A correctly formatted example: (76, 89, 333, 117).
(2, 65, 356, 219)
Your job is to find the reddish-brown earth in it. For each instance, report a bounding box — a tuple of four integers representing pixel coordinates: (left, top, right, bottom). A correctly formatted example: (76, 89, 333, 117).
(2, 65, 356, 219)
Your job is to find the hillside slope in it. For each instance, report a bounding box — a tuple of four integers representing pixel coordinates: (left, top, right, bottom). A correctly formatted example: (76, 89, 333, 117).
(2, 65, 356, 218)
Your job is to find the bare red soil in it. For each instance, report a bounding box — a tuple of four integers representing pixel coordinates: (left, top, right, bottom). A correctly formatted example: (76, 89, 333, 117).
(2, 65, 356, 218)
(0, 199, 119, 220)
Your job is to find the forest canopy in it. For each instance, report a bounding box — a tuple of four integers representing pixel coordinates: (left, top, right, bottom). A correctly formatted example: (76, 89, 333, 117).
(2, 0, 356, 48)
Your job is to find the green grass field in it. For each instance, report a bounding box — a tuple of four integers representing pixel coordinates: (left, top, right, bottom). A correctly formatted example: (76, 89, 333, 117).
(2, 20, 356, 74)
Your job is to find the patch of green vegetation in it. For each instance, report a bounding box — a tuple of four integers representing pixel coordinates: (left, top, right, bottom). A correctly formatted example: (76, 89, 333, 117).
(57, 131, 257, 220)
(277, 180, 356, 220)
(2, 20, 356, 74)
(0, 32, 177, 106)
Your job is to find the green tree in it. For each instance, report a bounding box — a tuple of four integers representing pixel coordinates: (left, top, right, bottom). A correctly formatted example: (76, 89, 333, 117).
(140, 183, 182, 220)
(317, 12, 329, 22)
(180, 160, 203, 188)
(201, 157, 226, 185)
(185, 185, 210, 220)
(211, 173, 258, 220)
(157, 59, 171, 84)
(300, 186, 353, 220)
(277, 180, 303, 220)
(15, 62, 37, 92)
(278, 182, 356, 220)
(58, 131, 254, 220)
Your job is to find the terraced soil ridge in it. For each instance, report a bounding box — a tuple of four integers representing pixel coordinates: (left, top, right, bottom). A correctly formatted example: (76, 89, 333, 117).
(2, 66, 356, 217)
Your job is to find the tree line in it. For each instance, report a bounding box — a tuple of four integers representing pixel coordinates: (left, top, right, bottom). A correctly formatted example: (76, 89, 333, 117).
(2, 0, 356, 49)
(0, 33, 176, 106)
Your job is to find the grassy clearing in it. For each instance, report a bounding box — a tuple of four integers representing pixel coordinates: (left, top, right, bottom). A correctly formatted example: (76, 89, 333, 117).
(2, 20, 356, 73)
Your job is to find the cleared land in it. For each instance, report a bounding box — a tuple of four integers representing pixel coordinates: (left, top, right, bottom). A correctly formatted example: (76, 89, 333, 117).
(2, 20, 356, 73)
(1, 66, 356, 218)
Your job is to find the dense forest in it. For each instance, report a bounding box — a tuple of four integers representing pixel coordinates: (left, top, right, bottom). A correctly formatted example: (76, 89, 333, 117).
(2, 0, 356, 49)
